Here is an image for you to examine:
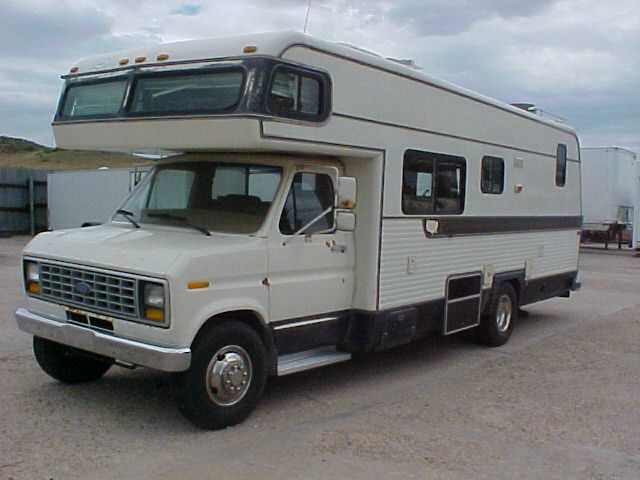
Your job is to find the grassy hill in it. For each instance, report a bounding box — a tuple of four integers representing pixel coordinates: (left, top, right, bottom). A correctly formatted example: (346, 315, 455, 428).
(0, 136, 154, 170)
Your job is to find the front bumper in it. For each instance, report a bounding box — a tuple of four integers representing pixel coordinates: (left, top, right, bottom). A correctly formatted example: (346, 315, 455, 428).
(15, 307, 191, 372)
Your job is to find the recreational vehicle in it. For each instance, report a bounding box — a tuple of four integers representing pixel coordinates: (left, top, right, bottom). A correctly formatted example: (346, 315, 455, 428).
(15, 32, 582, 429)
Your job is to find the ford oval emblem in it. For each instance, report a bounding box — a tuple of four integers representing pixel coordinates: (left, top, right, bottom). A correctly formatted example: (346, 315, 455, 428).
(74, 282, 92, 295)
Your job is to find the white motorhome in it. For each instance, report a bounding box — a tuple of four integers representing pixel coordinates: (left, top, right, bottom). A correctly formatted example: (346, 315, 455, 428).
(15, 32, 582, 429)
(580, 147, 637, 246)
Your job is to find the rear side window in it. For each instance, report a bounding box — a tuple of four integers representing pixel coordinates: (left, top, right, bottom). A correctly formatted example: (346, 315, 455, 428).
(280, 172, 335, 235)
(556, 144, 567, 187)
(402, 150, 466, 215)
(481, 156, 505, 194)
(268, 67, 326, 121)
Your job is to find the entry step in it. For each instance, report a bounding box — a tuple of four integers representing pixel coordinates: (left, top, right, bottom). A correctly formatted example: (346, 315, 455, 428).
(277, 346, 352, 376)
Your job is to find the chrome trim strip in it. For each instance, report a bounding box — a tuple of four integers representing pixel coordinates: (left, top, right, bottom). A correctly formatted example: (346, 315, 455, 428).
(15, 308, 190, 372)
(272, 316, 339, 331)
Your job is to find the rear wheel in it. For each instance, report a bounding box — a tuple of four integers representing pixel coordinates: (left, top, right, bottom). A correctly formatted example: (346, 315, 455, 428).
(33, 337, 113, 383)
(173, 321, 267, 430)
(477, 283, 517, 347)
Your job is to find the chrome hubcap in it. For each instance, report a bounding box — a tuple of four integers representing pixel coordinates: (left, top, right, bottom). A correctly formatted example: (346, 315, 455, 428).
(206, 345, 252, 407)
(496, 294, 512, 332)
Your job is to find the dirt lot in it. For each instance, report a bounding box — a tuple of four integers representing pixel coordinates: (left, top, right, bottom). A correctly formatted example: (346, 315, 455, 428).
(1, 237, 639, 479)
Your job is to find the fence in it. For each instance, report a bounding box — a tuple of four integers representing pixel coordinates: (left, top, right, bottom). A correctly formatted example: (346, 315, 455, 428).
(0, 168, 49, 236)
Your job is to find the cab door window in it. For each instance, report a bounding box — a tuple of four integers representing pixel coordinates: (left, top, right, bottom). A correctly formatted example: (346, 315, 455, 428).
(279, 172, 335, 235)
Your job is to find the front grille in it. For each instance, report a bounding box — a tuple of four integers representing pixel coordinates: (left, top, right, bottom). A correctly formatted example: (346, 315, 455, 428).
(39, 263, 138, 318)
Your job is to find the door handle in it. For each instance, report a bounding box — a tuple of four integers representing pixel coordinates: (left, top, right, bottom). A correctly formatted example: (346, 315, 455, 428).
(331, 244, 347, 253)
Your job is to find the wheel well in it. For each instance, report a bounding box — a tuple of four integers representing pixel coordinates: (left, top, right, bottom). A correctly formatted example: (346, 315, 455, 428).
(503, 279, 522, 304)
(193, 311, 277, 375)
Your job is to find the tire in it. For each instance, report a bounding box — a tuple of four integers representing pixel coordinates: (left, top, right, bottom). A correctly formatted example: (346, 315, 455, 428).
(173, 321, 267, 430)
(33, 337, 113, 384)
(477, 283, 517, 347)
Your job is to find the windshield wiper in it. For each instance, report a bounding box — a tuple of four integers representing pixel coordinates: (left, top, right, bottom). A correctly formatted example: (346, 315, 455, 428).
(115, 209, 140, 229)
(146, 213, 211, 236)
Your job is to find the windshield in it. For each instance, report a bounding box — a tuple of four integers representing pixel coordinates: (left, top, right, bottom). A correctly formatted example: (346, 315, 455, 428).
(114, 162, 282, 234)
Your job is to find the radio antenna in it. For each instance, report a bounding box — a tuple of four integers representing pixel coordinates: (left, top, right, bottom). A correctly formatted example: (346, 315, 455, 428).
(303, 0, 312, 33)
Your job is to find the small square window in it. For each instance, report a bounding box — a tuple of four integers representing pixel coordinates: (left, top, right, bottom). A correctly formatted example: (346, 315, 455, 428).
(268, 67, 325, 121)
(481, 156, 505, 194)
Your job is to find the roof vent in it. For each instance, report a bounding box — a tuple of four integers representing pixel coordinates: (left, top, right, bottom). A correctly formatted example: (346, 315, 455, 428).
(511, 103, 567, 124)
(387, 58, 422, 70)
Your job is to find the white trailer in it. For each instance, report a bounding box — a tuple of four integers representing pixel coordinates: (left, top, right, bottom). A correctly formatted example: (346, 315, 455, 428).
(48, 167, 150, 230)
(16, 32, 582, 429)
(635, 159, 640, 250)
(580, 147, 637, 246)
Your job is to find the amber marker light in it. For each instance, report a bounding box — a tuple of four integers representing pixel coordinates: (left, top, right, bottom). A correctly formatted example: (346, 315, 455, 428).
(145, 308, 165, 322)
(243, 45, 258, 54)
(28, 283, 41, 294)
(119, 58, 129, 66)
(156, 53, 170, 61)
(188, 281, 210, 290)
(135, 56, 146, 63)
(70, 66, 79, 73)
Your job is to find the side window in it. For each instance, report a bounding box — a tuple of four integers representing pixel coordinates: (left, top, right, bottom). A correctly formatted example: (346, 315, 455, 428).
(279, 172, 335, 235)
(268, 67, 324, 121)
(481, 156, 505, 194)
(402, 150, 466, 215)
(556, 144, 567, 187)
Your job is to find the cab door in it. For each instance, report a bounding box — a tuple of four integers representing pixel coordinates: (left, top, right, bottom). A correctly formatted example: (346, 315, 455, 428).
(267, 168, 355, 323)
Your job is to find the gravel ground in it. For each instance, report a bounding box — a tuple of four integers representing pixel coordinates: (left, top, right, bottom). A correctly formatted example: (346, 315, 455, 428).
(1, 238, 639, 479)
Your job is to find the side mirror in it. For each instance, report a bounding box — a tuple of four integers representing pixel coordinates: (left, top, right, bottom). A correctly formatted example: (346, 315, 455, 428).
(337, 177, 357, 209)
(336, 211, 356, 231)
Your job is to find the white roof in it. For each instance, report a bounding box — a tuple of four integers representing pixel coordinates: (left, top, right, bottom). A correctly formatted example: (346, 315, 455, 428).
(69, 31, 576, 135)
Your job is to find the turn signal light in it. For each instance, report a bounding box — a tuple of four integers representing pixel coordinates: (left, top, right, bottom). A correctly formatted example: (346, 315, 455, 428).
(28, 282, 41, 294)
(188, 281, 210, 290)
(145, 308, 165, 322)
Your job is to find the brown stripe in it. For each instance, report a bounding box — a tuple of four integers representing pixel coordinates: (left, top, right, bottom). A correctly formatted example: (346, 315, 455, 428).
(421, 216, 583, 237)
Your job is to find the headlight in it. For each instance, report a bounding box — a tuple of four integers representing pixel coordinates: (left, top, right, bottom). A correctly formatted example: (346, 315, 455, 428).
(144, 283, 165, 308)
(24, 261, 40, 294)
(26, 262, 40, 282)
(141, 282, 167, 323)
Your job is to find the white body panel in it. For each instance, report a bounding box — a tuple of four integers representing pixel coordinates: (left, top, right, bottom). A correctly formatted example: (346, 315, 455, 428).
(580, 147, 637, 228)
(379, 219, 579, 309)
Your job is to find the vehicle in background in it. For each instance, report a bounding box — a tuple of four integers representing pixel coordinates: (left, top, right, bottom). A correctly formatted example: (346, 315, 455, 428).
(580, 147, 638, 249)
(15, 31, 582, 429)
(48, 167, 150, 230)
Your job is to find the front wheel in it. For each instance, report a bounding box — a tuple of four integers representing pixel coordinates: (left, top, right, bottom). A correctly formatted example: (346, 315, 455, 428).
(173, 321, 267, 430)
(477, 283, 517, 347)
(33, 337, 113, 383)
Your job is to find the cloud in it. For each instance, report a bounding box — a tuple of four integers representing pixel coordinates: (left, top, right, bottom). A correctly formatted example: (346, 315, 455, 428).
(0, 0, 638, 153)
(173, 4, 203, 16)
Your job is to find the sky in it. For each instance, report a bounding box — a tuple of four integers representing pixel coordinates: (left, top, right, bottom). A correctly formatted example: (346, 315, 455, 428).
(0, 0, 638, 153)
